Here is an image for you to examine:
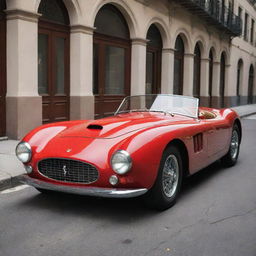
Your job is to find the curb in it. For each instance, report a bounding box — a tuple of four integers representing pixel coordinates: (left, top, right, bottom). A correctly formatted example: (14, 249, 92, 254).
(0, 175, 23, 192)
(239, 112, 256, 118)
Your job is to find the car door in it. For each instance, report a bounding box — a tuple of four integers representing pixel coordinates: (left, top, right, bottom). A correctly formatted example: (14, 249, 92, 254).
(204, 116, 230, 157)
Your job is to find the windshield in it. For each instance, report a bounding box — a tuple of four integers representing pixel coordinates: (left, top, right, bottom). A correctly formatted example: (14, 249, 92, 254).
(115, 94, 199, 118)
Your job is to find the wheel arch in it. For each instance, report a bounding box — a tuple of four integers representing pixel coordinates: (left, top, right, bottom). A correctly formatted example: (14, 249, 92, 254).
(164, 139, 190, 177)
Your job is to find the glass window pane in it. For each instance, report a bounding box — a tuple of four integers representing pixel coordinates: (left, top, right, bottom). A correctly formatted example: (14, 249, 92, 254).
(146, 52, 154, 94)
(38, 0, 69, 25)
(105, 46, 125, 95)
(55, 37, 65, 94)
(146, 25, 162, 48)
(94, 5, 129, 39)
(38, 34, 48, 95)
(93, 44, 99, 95)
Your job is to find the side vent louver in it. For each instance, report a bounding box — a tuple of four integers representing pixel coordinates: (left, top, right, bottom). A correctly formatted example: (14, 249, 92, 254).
(193, 133, 203, 152)
(87, 124, 103, 130)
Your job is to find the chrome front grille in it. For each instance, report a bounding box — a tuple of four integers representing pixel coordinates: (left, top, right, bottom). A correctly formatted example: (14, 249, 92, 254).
(38, 158, 99, 184)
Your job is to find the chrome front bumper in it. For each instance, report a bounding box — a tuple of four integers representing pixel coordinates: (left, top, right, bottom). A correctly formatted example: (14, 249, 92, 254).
(19, 175, 148, 198)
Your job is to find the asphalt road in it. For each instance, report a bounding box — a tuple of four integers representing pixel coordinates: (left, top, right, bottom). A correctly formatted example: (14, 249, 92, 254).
(0, 119, 256, 256)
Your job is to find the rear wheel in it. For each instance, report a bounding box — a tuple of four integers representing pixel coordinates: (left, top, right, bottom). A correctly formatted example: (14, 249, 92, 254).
(144, 145, 183, 210)
(221, 124, 240, 167)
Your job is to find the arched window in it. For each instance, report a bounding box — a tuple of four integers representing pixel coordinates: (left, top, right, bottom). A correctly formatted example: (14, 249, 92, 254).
(94, 4, 131, 118)
(209, 49, 214, 107)
(173, 36, 184, 95)
(38, 0, 70, 123)
(237, 59, 243, 105)
(193, 43, 201, 98)
(220, 52, 226, 107)
(248, 65, 254, 104)
(146, 24, 162, 94)
(0, 0, 6, 136)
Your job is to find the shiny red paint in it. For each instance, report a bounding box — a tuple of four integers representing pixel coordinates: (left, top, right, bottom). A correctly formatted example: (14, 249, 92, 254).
(22, 107, 240, 190)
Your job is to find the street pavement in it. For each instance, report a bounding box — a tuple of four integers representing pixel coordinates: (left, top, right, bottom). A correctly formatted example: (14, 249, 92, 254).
(0, 117, 256, 255)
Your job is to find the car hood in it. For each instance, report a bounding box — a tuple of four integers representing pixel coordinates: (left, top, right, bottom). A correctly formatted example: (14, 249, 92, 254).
(57, 112, 197, 139)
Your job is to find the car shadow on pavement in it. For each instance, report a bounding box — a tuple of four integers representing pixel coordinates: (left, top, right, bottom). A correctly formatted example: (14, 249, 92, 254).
(180, 160, 225, 198)
(16, 159, 231, 221)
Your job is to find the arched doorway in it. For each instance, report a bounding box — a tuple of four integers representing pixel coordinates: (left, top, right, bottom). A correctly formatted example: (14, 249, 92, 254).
(93, 4, 131, 118)
(248, 65, 254, 104)
(220, 52, 226, 107)
(38, 0, 70, 123)
(0, 0, 6, 136)
(193, 43, 201, 98)
(237, 59, 243, 105)
(173, 36, 184, 95)
(209, 49, 214, 107)
(146, 24, 162, 94)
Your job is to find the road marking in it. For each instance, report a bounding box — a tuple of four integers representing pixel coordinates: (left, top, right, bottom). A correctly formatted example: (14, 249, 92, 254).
(0, 185, 29, 194)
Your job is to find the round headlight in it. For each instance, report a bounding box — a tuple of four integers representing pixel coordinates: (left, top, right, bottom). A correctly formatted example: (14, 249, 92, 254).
(111, 150, 132, 175)
(15, 142, 32, 163)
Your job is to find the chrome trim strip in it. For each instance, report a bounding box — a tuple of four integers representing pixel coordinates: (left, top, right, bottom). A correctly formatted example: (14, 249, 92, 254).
(19, 175, 148, 198)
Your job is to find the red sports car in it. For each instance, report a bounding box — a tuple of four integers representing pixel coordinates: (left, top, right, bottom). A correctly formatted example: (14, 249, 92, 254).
(16, 95, 241, 210)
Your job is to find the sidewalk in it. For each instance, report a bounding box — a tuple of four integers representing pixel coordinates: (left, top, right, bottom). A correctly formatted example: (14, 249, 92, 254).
(0, 104, 256, 191)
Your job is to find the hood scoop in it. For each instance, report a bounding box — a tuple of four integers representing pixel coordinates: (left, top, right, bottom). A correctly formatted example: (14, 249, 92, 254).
(87, 124, 103, 130)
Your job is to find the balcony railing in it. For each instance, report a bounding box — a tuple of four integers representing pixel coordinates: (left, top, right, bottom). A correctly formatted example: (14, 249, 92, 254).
(172, 0, 242, 36)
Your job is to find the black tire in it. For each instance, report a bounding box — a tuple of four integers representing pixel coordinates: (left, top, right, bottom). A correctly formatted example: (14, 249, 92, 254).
(144, 145, 183, 211)
(221, 124, 241, 167)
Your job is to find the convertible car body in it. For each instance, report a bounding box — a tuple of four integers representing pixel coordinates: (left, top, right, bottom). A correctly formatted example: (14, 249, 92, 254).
(17, 95, 241, 210)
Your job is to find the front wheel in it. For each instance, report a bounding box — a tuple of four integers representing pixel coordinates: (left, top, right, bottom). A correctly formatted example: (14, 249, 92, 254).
(221, 124, 241, 167)
(144, 145, 183, 210)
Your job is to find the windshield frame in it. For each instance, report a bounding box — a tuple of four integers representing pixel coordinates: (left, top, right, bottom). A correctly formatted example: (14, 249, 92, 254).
(115, 94, 199, 119)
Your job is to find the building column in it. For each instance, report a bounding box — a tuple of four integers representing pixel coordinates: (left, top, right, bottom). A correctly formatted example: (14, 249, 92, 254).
(131, 38, 147, 95)
(6, 9, 42, 139)
(224, 64, 234, 107)
(161, 48, 175, 94)
(183, 53, 194, 96)
(200, 58, 210, 106)
(240, 63, 249, 105)
(70, 25, 94, 121)
(211, 61, 221, 108)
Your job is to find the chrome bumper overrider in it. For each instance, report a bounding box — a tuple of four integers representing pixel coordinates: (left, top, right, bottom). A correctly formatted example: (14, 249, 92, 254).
(19, 175, 148, 198)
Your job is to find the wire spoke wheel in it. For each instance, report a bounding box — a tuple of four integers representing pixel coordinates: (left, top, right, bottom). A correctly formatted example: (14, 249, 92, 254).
(162, 154, 179, 198)
(221, 124, 241, 167)
(230, 130, 239, 160)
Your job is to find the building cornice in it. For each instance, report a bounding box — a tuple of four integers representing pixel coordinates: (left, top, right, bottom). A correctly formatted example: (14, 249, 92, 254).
(71, 25, 96, 35)
(5, 9, 41, 23)
(162, 48, 176, 53)
(131, 38, 148, 46)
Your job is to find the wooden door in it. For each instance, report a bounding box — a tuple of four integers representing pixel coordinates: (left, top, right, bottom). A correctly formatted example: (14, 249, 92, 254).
(38, 21, 70, 123)
(248, 65, 254, 104)
(173, 36, 184, 95)
(220, 53, 226, 107)
(146, 24, 162, 95)
(0, 7, 6, 136)
(193, 44, 201, 98)
(146, 47, 162, 94)
(94, 34, 131, 119)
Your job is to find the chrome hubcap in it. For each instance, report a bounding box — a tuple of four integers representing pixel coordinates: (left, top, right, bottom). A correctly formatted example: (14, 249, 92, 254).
(162, 154, 179, 198)
(230, 130, 239, 160)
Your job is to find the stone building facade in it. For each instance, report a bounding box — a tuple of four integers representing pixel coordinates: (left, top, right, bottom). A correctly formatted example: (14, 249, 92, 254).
(0, 0, 255, 139)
